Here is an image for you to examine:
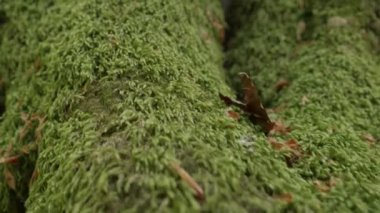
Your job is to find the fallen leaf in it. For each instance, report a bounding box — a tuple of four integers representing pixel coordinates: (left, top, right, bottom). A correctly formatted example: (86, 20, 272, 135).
(170, 162, 204, 201)
(240, 73, 274, 134)
(4, 167, 16, 190)
(274, 193, 293, 203)
(285, 139, 299, 150)
(274, 79, 290, 92)
(219, 73, 274, 134)
(269, 138, 300, 151)
(268, 138, 302, 167)
(220, 73, 274, 134)
(361, 133, 376, 146)
(268, 137, 284, 150)
(227, 109, 240, 121)
(285, 139, 302, 160)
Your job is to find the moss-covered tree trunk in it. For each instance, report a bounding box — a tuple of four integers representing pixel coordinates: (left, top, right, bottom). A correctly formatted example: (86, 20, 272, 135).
(0, 0, 265, 212)
(1, 0, 380, 212)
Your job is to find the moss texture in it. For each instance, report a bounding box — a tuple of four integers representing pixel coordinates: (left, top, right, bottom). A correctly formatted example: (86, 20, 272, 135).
(1, 0, 380, 212)
(0, 0, 269, 212)
(226, 0, 380, 212)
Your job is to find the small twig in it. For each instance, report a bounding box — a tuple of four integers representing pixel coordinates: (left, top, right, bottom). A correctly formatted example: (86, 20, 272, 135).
(170, 162, 205, 201)
(4, 167, 16, 190)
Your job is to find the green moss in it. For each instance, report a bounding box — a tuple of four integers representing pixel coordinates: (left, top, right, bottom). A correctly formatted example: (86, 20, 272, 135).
(226, 0, 380, 211)
(2, 0, 380, 212)
(0, 0, 281, 212)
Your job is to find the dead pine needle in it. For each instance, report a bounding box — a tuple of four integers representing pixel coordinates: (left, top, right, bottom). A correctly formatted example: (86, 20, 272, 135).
(0, 155, 21, 164)
(169, 162, 205, 201)
(4, 167, 16, 190)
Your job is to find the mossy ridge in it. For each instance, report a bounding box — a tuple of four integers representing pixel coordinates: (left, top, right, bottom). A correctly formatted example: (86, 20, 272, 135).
(227, 0, 380, 211)
(1, 0, 292, 212)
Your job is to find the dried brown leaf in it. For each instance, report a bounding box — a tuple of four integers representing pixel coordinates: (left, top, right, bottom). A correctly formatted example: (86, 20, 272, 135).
(285, 141, 302, 167)
(268, 137, 284, 150)
(227, 110, 240, 121)
(275, 79, 290, 92)
(219, 73, 274, 134)
(268, 138, 302, 167)
(269, 138, 300, 151)
(170, 162, 204, 201)
(4, 167, 16, 190)
(240, 73, 274, 134)
(285, 139, 299, 150)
